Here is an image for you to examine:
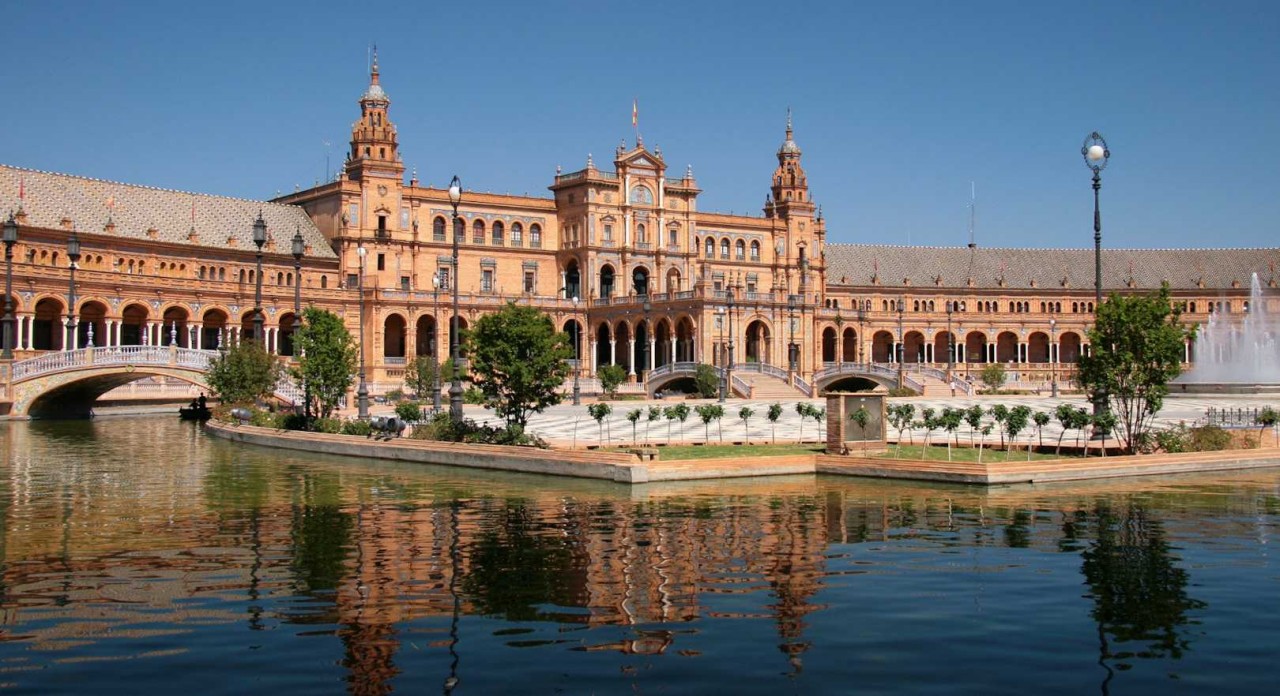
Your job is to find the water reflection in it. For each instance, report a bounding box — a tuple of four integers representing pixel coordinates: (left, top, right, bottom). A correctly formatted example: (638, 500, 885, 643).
(0, 418, 1275, 694)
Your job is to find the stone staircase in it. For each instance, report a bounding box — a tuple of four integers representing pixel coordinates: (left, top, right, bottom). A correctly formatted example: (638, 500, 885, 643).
(736, 373, 807, 399)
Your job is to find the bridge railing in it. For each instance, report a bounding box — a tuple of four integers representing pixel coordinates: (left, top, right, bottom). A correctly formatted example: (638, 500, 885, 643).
(732, 361, 789, 380)
(811, 362, 924, 392)
(793, 375, 813, 397)
(13, 346, 222, 381)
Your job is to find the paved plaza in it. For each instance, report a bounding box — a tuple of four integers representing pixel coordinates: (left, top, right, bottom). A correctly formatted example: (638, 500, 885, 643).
(444, 393, 1280, 449)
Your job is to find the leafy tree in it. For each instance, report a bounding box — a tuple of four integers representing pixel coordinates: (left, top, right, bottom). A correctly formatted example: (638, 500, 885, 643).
(646, 406, 662, 445)
(989, 404, 1010, 449)
(694, 363, 720, 398)
(598, 364, 627, 399)
(980, 363, 1007, 394)
(695, 403, 724, 443)
(887, 404, 916, 458)
(978, 424, 993, 463)
(1077, 284, 1196, 454)
(403, 355, 440, 400)
(940, 407, 964, 461)
(795, 402, 812, 442)
(292, 308, 357, 419)
(626, 408, 643, 446)
(965, 405, 985, 453)
(395, 400, 424, 423)
(739, 406, 755, 444)
(849, 405, 871, 450)
(1092, 410, 1119, 457)
(1054, 403, 1077, 455)
(1005, 405, 1032, 461)
(588, 402, 612, 446)
(918, 407, 939, 459)
(1259, 406, 1279, 448)
(1032, 411, 1051, 451)
(767, 402, 784, 443)
(465, 302, 573, 431)
(664, 403, 690, 443)
(205, 338, 281, 407)
(812, 406, 826, 441)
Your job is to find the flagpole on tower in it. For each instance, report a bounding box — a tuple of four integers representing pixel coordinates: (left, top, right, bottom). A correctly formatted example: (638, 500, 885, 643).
(632, 98, 639, 145)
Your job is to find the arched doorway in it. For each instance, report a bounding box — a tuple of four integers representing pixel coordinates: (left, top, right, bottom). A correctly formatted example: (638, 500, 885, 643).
(416, 315, 437, 357)
(633, 319, 650, 374)
(821, 327, 837, 363)
(202, 309, 229, 350)
(278, 312, 298, 356)
(903, 331, 925, 363)
(33, 298, 64, 351)
(745, 320, 770, 364)
(666, 268, 681, 293)
(1028, 331, 1050, 363)
(599, 265, 615, 299)
(78, 301, 108, 347)
(1059, 332, 1082, 363)
(933, 331, 955, 366)
(120, 303, 148, 346)
(383, 314, 407, 359)
(675, 316, 695, 362)
(563, 318, 583, 367)
(564, 259, 581, 300)
(595, 323, 612, 369)
(163, 306, 190, 348)
(632, 266, 650, 296)
(872, 330, 894, 362)
(842, 327, 858, 362)
(996, 331, 1018, 363)
(966, 332, 988, 364)
(615, 321, 632, 373)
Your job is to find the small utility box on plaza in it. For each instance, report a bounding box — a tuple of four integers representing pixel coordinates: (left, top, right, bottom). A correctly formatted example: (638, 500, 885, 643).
(825, 392, 886, 455)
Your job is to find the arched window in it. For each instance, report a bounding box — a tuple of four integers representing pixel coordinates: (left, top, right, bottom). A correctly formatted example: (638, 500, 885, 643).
(472, 219, 486, 244)
(750, 240, 760, 260)
(453, 216, 464, 241)
(636, 223, 646, 244)
(433, 216, 446, 241)
(492, 220, 504, 245)
(705, 238, 715, 258)
(720, 238, 730, 258)
(511, 222, 523, 245)
(735, 239, 746, 260)
(530, 223, 542, 247)
(321, 276, 327, 289)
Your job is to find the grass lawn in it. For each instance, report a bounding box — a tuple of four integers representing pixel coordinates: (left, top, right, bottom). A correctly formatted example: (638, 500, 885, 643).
(870, 444, 1079, 462)
(603, 443, 827, 460)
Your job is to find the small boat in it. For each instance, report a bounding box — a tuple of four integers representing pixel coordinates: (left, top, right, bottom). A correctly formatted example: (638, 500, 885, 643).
(179, 405, 212, 421)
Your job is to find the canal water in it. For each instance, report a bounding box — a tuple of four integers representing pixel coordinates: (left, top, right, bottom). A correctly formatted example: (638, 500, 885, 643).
(0, 417, 1277, 694)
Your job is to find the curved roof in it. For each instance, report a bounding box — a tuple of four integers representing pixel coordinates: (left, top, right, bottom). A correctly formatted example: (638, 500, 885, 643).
(825, 243, 1280, 292)
(0, 164, 335, 258)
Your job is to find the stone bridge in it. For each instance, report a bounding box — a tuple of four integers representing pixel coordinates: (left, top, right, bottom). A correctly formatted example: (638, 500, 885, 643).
(2, 346, 302, 418)
(812, 363, 973, 396)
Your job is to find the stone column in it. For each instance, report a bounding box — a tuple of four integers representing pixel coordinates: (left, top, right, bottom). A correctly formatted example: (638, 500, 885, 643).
(16, 315, 25, 350)
(627, 339, 636, 376)
(669, 338, 676, 365)
(648, 338, 655, 371)
(609, 339, 616, 367)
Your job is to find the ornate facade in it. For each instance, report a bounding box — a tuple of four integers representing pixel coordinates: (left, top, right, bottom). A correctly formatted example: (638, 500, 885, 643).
(2, 56, 1278, 411)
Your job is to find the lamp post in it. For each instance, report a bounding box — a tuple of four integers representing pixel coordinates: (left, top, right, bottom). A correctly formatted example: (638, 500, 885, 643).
(291, 228, 307, 418)
(2, 214, 16, 359)
(66, 229, 81, 351)
(1050, 318, 1059, 398)
(641, 294, 652, 380)
(896, 297, 905, 389)
(572, 295, 581, 406)
(716, 306, 727, 403)
(856, 304, 866, 366)
(356, 245, 369, 420)
(252, 212, 267, 344)
(725, 284, 737, 401)
(1083, 131, 1111, 434)
(432, 272, 442, 413)
(787, 293, 798, 373)
(447, 176, 464, 422)
(945, 300, 954, 380)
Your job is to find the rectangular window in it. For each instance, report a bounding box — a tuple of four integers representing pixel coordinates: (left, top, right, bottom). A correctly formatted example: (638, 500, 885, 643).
(668, 229, 677, 248)
(346, 273, 358, 288)
(604, 224, 613, 241)
(377, 253, 386, 271)
(482, 269, 494, 293)
(348, 203, 358, 226)
(524, 271, 535, 293)
(438, 267, 450, 290)
(400, 208, 410, 229)
(400, 276, 410, 291)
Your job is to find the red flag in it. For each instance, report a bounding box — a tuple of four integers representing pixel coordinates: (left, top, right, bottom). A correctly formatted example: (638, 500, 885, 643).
(632, 98, 638, 128)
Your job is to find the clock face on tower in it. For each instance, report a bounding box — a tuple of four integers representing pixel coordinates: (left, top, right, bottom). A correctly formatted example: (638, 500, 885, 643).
(377, 185, 388, 196)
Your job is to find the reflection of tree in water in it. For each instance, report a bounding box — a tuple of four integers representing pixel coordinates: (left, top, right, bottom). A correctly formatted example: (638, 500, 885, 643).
(1080, 501, 1205, 687)
(289, 474, 354, 598)
(765, 497, 826, 676)
(461, 501, 585, 621)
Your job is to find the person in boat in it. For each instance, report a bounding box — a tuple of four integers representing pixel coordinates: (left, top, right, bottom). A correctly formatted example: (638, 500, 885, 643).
(197, 394, 207, 410)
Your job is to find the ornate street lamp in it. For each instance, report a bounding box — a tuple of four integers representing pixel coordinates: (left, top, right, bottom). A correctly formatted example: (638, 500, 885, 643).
(252, 212, 267, 344)
(787, 293, 798, 373)
(1050, 317, 1059, 398)
(641, 294, 652, 379)
(66, 229, 81, 351)
(1083, 131, 1111, 434)
(571, 295, 581, 406)
(291, 227, 307, 418)
(896, 297, 905, 389)
(432, 271, 442, 413)
(447, 176, 464, 422)
(945, 300, 955, 379)
(856, 302, 867, 366)
(2, 214, 17, 359)
(356, 245, 369, 420)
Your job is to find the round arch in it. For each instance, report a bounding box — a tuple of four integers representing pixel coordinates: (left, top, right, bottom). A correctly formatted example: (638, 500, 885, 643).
(383, 313, 407, 358)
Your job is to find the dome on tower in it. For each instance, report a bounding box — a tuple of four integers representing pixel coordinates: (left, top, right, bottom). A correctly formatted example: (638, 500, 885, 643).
(777, 108, 801, 156)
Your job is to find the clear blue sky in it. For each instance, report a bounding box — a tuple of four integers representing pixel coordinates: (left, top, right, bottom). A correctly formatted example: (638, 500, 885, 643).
(2, 0, 1277, 249)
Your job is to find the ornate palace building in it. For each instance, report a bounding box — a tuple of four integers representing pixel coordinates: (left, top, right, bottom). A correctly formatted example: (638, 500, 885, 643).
(2, 57, 1278, 414)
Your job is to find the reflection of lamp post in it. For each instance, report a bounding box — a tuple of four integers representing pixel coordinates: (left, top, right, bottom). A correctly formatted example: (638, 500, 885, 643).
(432, 272, 442, 413)
(787, 293, 798, 373)
(448, 176, 464, 422)
(356, 246, 369, 420)
(66, 229, 81, 351)
(1050, 318, 1059, 398)
(896, 298, 905, 389)
(292, 228, 307, 417)
(1083, 131, 1111, 435)
(572, 296, 581, 405)
(2, 214, 16, 359)
(252, 212, 266, 343)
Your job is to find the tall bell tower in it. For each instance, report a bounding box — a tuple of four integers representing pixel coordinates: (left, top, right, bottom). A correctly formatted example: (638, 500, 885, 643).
(764, 109, 814, 220)
(345, 49, 403, 182)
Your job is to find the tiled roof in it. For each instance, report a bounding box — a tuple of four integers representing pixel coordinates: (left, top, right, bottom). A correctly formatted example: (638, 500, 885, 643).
(0, 164, 336, 258)
(825, 244, 1280, 292)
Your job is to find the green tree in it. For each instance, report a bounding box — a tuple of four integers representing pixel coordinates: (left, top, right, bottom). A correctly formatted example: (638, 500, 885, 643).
(626, 408, 643, 446)
(1005, 405, 1032, 461)
(1032, 411, 1051, 450)
(694, 363, 720, 398)
(664, 403, 690, 443)
(1054, 403, 1077, 455)
(646, 406, 662, 445)
(695, 403, 724, 443)
(588, 402, 613, 447)
(917, 407, 938, 459)
(598, 364, 627, 399)
(940, 407, 964, 461)
(989, 404, 1010, 449)
(465, 302, 573, 431)
(965, 405, 985, 453)
(767, 402, 784, 443)
(980, 363, 1007, 394)
(887, 404, 916, 458)
(850, 405, 872, 454)
(1259, 406, 1279, 448)
(205, 338, 282, 407)
(795, 402, 813, 442)
(1092, 410, 1119, 457)
(403, 355, 440, 400)
(292, 308, 357, 419)
(738, 406, 755, 444)
(1077, 285, 1196, 454)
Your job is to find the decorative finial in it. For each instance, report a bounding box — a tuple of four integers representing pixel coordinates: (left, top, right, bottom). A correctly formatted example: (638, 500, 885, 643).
(371, 44, 379, 78)
(556, 164, 562, 175)
(786, 107, 793, 135)
(586, 152, 594, 168)
(686, 164, 693, 179)
(654, 144, 661, 157)
(636, 133, 643, 148)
